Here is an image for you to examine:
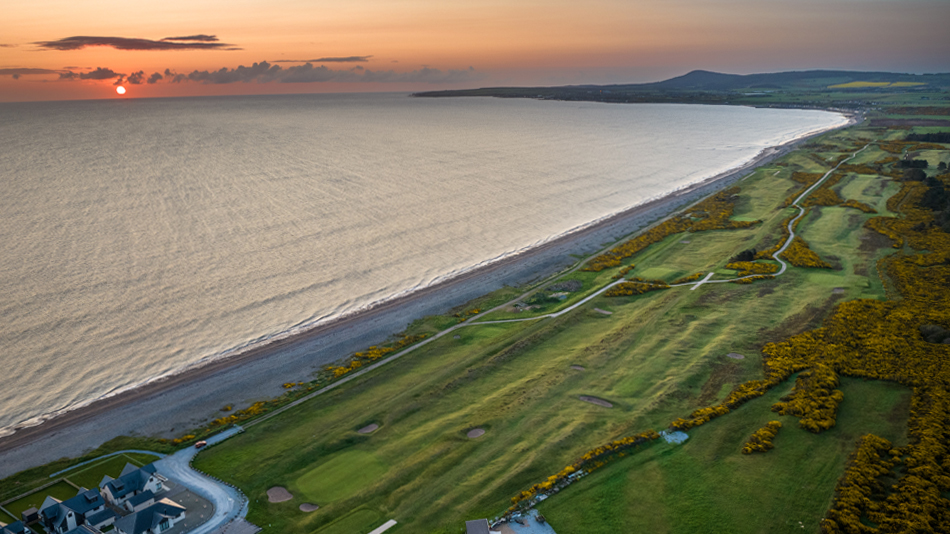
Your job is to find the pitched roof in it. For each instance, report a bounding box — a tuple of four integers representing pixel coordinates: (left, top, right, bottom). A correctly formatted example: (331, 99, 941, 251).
(63, 526, 102, 534)
(126, 490, 155, 508)
(102, 464, 158, 500)
(61, 489, 104, 515)
(114, 499, 184, 534)
(85, 508, 117, 528)
(465, 519, 491, 534)
(0, 520, 30, 534)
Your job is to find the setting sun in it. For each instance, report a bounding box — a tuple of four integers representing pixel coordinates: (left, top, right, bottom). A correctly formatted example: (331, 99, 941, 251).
(115, 85, 126, 95)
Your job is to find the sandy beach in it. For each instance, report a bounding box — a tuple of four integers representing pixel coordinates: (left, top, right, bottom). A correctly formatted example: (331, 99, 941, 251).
(0, 112, 856, 479)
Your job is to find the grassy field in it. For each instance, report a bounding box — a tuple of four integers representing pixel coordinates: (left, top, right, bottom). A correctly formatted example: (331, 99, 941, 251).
(187, 122, 937, 533)
(5, 481, 78, 518)
(62, 452, 160, 491)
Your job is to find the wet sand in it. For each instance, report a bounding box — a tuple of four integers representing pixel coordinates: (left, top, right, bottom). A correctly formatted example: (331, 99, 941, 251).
(0, 113, 856, 478)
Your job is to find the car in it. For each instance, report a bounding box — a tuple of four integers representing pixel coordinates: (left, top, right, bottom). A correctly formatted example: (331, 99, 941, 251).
(194, 440, 208, 449)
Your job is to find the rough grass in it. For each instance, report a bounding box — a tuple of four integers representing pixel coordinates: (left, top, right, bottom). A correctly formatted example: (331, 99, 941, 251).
(313, 507, 384, 534)
(537, 378, 909, 534)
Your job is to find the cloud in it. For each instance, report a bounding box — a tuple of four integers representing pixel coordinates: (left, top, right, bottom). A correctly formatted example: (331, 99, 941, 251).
(0, 67, 64, 78)
(147, 72, 163, 84)
(161, 35, 219, 42)
(79, 67, 123, 80)
(272, 56, 372, 63)
(0, 44, 16, 48)
(35, 35, 238, 51)
(179, 61, 484, 84)
(126, 70, 146, 84)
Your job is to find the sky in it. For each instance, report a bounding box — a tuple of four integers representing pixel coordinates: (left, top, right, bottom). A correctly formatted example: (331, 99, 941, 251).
(1, 0, 949, 102)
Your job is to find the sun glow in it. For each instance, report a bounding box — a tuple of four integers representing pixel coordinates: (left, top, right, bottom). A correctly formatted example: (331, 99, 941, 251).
(116, 85, 126, 95)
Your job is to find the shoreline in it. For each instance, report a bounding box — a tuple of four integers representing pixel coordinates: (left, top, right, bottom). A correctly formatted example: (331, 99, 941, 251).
(0, 111, 857, 478)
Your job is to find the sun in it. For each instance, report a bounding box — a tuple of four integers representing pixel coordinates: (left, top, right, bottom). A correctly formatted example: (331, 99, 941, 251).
(116, 85, 126, 95)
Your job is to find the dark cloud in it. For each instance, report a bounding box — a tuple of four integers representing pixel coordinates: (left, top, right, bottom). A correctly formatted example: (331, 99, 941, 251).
(0, 44, 16, 48)
(147, 72, 163, 84)
(178, 61, 483, 85)
(272, 56, 372, 63)
(79, 67, 123, 80)
(35, 35, 238, 51)
(59, 71, 78, 80)
(161, 35, 219, 42)
(0, 67, 64, 78)
(127, 70, 146, 84)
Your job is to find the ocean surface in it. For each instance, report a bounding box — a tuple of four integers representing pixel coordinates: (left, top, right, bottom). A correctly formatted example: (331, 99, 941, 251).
(0, 93, 847, 436)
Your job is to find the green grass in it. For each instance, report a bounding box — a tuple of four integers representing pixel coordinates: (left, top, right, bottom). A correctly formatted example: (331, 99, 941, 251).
(537, 377, 909, 534)
(0, 509, 17, 524)
(63, 453, 159, 491)
(313, 507, 384, 534)
(188, 123, 914, 533)
(5, 481, 78, 518)
(296, 450, 388, 504)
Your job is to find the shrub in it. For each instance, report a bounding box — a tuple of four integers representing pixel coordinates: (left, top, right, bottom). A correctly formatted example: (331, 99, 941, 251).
(742, 421, 782, 454)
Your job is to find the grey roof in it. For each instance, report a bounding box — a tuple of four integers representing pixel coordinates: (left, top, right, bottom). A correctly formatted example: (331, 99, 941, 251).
(85, 509, 117, 528)
(465, 519, 491, 534)
(114, 500, 184, 534)
(0, 520, 30, 534)
(61, 489, 104, 515)
(103, 464, 158, 501)
(63, 526, 102, 534)
(126, 490, 154, 508)
(98, 475, 114, 488)
(119, 463, 139, 477)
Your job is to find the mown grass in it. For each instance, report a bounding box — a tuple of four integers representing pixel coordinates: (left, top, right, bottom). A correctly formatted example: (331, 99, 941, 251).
(5, 481, 78, 518)
(180, 125, 916, 533)
(64, 452, 159, 491)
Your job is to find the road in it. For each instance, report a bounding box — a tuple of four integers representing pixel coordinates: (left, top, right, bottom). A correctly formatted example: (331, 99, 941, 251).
(153, 426, 247, 534)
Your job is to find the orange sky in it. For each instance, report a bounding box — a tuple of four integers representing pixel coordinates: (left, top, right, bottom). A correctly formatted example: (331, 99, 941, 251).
(2, 0, 949, 102)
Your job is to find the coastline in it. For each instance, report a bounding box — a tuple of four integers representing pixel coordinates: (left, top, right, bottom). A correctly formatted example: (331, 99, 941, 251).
(0, 111, 857, 479)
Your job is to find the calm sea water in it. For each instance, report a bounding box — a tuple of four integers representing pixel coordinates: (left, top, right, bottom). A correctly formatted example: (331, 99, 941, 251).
(0, 93, 847, 435)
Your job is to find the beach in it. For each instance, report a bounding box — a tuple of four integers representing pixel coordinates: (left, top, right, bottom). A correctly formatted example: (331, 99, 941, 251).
(0, 111, 856, 479)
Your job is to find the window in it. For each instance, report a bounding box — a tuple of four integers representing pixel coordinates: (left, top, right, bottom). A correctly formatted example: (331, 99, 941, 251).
(159, 518, 170, 532)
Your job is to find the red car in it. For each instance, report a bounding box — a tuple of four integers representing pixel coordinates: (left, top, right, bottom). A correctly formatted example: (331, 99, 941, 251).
(194, 440, 208, 449)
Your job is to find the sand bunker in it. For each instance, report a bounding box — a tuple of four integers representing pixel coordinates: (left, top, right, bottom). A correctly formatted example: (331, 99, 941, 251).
(833, 287, 845, 294)
(299, 503, 320, 512)
(267, 487, 293, 503)
(593, 308, 613, 315)
(358, 423, 379, 434)
(726, 353, 745, 360)
(467, 428, 486, 438)
(579, 395, 613, 408)
(570, 365, 586, 371)
(680, 240, 691, 244)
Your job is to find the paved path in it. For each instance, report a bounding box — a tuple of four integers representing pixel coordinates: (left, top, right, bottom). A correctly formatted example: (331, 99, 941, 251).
(154, 426, 247, 534)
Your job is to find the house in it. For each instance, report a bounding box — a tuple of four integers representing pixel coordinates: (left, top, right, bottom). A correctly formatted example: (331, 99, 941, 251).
(63, 526, 103, 534)
(0, 520, 33, 534)
(40, 489, 106, 534)
(113, 499, 185, 534)
(464, 519, 500, 534)
(84, 509, 117, 531)
(125, 490, 155, 513)
(99, 464, 164, 508)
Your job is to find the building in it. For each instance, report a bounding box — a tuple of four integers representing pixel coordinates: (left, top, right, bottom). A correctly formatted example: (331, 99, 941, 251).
(99, 464, 164, 508)
(113, 499, 186, 534)
(39, 489, 106, 534)
(0, 520, 33, 534)
(464, 519, 500, 534)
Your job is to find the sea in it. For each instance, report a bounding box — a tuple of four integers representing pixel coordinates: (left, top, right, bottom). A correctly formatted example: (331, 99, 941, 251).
(0, 93, 848, 437)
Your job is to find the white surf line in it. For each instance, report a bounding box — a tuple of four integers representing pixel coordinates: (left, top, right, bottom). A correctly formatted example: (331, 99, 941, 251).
(368, 519, 398, 534)
(689, 272, 715, 291)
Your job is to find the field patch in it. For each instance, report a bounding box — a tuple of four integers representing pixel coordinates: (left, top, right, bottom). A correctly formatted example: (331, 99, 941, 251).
(314, 507, 383, 534)
(5, 480, 78, 518)
(296, 450, 388, 504)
